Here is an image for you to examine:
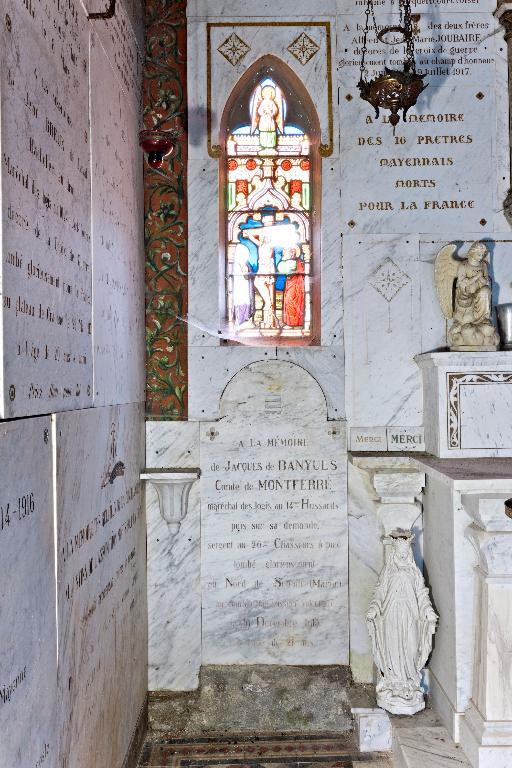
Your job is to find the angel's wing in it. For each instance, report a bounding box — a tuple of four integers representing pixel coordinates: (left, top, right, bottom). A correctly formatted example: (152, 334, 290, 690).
(250, 85, 262, 134)
(434, 243, 460, 319)
(274, 85, 285, 134)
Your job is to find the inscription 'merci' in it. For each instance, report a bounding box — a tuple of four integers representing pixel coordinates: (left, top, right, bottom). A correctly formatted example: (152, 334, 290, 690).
(0, 0, 92, 416)
(201, 424, 348, 665)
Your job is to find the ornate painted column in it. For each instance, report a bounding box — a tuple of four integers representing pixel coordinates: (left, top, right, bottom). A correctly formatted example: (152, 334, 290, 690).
(459, 494, 512, 767)
(495, 1, 512, 223)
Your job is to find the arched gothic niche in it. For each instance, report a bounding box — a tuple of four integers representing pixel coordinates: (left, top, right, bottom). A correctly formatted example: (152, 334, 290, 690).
(219, 56, 321, 346)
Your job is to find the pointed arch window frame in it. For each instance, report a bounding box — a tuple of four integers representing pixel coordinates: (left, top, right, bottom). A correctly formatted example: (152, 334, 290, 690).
(218, 56, 322, 346)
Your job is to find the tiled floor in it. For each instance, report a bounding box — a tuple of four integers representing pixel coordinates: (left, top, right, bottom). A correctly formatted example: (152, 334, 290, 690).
(137, 735, 391, 768)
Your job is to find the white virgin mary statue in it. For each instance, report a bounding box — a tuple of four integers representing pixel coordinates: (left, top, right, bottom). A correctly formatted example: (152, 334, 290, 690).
(366, 529, 438, 715)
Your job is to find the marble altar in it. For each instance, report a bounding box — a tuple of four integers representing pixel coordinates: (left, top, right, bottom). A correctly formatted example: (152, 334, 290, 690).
(417, 352, 512, 458)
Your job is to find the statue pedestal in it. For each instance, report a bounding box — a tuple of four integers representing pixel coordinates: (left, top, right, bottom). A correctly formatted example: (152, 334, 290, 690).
(416, 352, 512, 458)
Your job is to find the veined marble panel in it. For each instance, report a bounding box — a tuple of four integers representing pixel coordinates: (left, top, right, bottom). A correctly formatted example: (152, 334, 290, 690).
(0, 0, 92, 417)
(147, 479, 201, 690)
(0, 417, 57, 768)
(201, 361, 348, 664)
(83, 0, 144, 53)
(343, 235, 422, 428)
(145, 420, 202, 691)
(56, 404, 146, 768)
(146, 421, 201, 469)
(338, 12, 496, 234)
(90, 31, 145, 406)
(86, 0, 143, 115)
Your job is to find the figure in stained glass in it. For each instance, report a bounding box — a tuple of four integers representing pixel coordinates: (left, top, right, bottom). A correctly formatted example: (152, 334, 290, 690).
(250, 81, 285, 153)
(224, 68, 317, 343)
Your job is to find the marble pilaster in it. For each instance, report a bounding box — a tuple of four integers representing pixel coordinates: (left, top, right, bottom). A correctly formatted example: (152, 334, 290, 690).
(145, 421, 202, 691)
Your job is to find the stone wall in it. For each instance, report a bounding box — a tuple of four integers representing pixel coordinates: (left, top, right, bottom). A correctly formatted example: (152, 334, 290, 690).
(0, 1, 146, 766)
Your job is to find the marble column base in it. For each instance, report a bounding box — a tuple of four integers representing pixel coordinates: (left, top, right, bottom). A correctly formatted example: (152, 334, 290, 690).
(460, 705, 512, 768)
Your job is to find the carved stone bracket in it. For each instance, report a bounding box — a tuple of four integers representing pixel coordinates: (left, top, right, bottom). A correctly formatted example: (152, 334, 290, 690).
(141, 468, 200, 541)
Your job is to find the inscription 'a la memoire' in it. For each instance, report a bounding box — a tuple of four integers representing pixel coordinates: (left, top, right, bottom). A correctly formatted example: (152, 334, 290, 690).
(237, 437, 307, 448)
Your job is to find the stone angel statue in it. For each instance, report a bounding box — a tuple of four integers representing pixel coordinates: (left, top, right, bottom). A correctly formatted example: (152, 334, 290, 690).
(366, 530, 438, 715)
(250, 82, 285, 153)
(434, 241, 499, 351)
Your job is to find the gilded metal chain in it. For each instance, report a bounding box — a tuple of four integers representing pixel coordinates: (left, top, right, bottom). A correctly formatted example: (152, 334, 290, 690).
(359, 0, 378, 81)
(402, 0, 416, 71)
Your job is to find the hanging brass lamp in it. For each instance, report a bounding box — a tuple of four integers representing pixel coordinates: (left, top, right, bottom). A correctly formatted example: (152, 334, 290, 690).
(358, 0, 426, 127)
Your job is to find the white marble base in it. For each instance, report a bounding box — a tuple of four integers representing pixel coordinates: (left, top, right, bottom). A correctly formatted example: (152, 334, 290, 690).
(352, 708, 392, 752)
(394, 725, 470, 768)
(416, 352, 512, 457)
(460, 706, 512, 768)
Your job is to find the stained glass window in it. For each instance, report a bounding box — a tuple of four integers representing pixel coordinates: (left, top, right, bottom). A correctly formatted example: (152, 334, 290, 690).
(223, 69, 318, 344)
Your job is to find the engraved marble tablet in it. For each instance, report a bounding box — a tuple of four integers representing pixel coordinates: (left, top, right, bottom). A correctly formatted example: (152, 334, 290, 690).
(0, 0, 92, 417)
(201, 361, 348, 664)
(0, 417, 57, 768)
(90, 32, 144, 406)
(339, 12, 496, 234)
(56, 404, 146, 768)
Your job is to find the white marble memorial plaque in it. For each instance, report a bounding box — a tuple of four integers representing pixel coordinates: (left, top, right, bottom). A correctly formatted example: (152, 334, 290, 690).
(339, 11, 496, 233)
(0, 0, 92, 417)
(0, 418, 57, 768)
(90, 32, 144, 406)
(201, 361, 348, 664)
(56, 404, 146, 768)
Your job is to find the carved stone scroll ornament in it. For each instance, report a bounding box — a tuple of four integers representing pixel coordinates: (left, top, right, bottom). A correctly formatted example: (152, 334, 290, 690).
(434, 241, 500, 351)
(366, 529, 438, 715)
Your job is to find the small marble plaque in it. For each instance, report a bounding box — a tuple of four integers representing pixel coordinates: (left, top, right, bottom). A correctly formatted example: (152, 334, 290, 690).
(56, 404, 146, 768)
(0, 0, 92, 417)
(350, 428, 387, 452)
(201, 361, 348, 664)
(0, 418, 57, 768)
(387, 427, 425, 452)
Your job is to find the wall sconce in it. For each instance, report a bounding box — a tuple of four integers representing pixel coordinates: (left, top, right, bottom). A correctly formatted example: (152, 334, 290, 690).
(140, 468, 201, 543)
(87, 0, 116, 20)
(139, 129, 180, 169)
